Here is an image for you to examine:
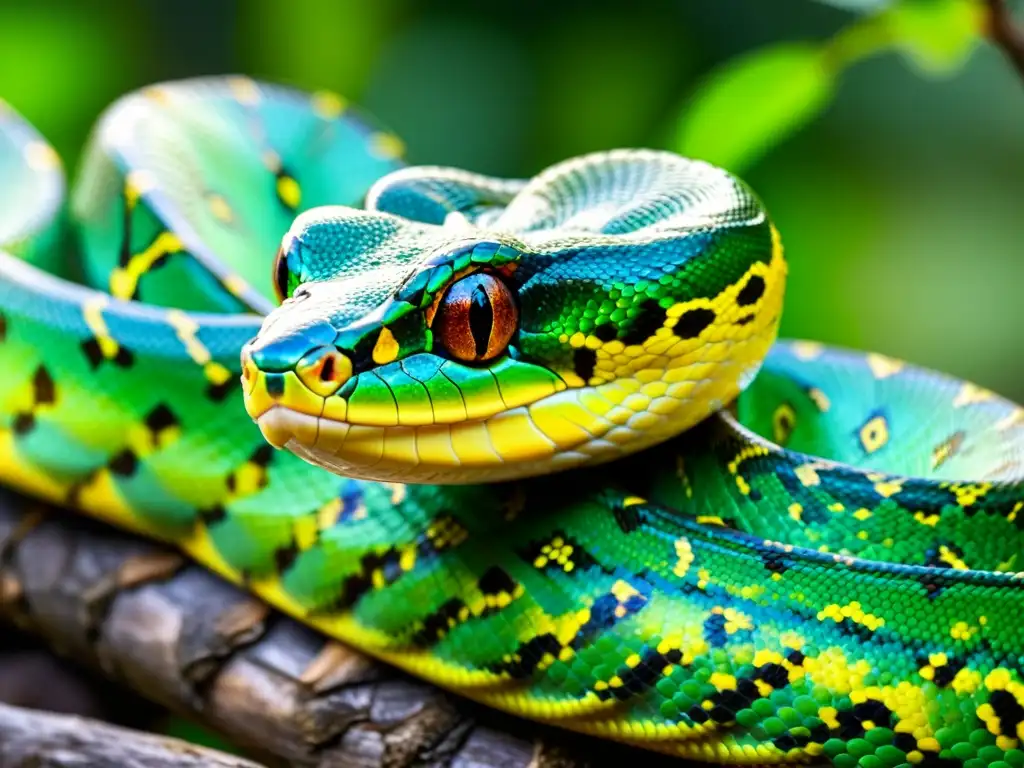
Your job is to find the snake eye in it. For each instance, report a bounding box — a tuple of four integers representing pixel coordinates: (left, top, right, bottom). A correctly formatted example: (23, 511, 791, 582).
(435, 273, 517, 363)
(273, 236, 305, 304)
(272, 245, 291, 304)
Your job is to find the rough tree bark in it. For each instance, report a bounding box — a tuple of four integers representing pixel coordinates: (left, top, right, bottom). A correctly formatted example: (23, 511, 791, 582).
(0, 488, 685, 768)
(0, 702, 264, 768)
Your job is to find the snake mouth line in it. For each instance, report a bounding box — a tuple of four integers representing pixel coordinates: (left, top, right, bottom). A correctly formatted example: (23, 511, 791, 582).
(253, 394, 601, 484)
(250, 350, 767, 483)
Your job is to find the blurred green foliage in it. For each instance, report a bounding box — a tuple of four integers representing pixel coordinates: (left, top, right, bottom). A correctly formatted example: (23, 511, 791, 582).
(0, 0, 1022, 400)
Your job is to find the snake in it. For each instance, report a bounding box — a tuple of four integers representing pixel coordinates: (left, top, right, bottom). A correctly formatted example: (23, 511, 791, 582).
(1, 76, 1023, 768)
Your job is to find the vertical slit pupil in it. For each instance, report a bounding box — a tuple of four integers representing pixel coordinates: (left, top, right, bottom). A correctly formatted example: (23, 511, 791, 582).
(468, 283, 494, 359)
(320, 354, 336, 382)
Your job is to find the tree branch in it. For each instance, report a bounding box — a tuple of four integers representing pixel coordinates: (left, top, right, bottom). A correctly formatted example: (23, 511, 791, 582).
(0, 702, 263, 768)
(0, 488, 680, 768)
(985, 0, 1024, 83)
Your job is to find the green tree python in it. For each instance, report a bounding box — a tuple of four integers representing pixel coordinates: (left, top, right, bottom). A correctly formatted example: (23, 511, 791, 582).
(1, 77, 1022, 768)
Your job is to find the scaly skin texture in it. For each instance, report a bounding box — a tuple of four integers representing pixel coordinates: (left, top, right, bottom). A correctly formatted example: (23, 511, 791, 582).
(0, 77, 1023, 767)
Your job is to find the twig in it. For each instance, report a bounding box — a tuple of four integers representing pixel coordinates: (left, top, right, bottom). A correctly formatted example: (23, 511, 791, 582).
(0, 488, 681, 768)
(0, 702, 263, 768)
(985, 0, 1024, 83)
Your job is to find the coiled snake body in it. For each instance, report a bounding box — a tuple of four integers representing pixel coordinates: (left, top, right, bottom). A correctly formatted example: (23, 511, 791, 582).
(1, 78, 1023, 767)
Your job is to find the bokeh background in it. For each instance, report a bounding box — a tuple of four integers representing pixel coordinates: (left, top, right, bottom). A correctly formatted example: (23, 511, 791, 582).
(0, 0, 1021, 401)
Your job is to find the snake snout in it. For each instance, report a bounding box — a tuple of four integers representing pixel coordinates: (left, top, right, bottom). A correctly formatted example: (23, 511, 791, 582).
(243, 320, 339, 373)
(241, 320, 351, 450)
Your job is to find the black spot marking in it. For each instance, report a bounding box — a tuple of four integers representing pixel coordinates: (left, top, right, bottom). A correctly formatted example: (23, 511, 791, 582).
(734, 313, 756, 326)
(0, 313, 7, 341)
(32, 367, 55, 405)
(199, 504, 228, 525)
(65, 475, 93, 508)
(108, 449, 138, 477)
(593, 323, 617, 342)
(919, 578, 945, 600)
(81, 339, 104, 369)
(823, 615, 881, 642)
(991, 689, 1024, 739)
(594, 646, 683, 701)
(837, 699, 894, 740)
(762, 550, 789, 575)
(145, 404, 179, 433)
(612, 501, 642, 533)
(468, 283, 494, 359)
(622, 299, 667, 345)
(675, 308, 716, 339)
(771, 734, 799, 752)
(786, 650, 805, 666)
(226, 448, 271, 494)
(114, 347, 134, 367)
(487, 633, 563, 678)
(12, 414, 34, 435)
(573, 348, 596, 382)
(80, 339, 133, 369)
(773, 722, 831, 753)
(758, 663, 789, 689)
(118, 189, 133, 267)
(274, 543, 299, 574)
(332, 548, 406, 612)
(890, 733, 916, 751)
(207, 379, 237, 402)
(347, 333, 378, 373)
(932, 658, 965, 687)
(250, 444, 274, 467)
(700, 686, 749, 725)
(412, 597, 466, 646)
(736, 275, 766, 306)
(688, 704, 710, 724)
(916, 756, 961, 768)
(478, 566, 517, 596)
(519, 531, 599, 575)
(688, 661, 794, 726)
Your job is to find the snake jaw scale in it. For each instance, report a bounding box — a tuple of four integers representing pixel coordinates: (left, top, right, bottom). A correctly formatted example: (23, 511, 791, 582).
(256, 407, 321, 450)
(255, 408, 294, 449)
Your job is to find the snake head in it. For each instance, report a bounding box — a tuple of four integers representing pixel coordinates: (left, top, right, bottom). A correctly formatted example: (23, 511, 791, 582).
(242, 150, 787, 484)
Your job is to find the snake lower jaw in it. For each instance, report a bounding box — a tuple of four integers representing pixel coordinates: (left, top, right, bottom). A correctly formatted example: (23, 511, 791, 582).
(252, 404, 595, 484)
(255, 406, 321, 449)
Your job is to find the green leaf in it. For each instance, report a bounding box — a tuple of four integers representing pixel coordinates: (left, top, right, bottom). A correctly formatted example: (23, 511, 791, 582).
(883, 0, 984, 75)
(672, 43, 836, 173)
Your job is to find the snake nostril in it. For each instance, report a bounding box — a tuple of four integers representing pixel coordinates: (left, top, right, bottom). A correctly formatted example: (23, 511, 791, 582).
(240, 345, 254, 380)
